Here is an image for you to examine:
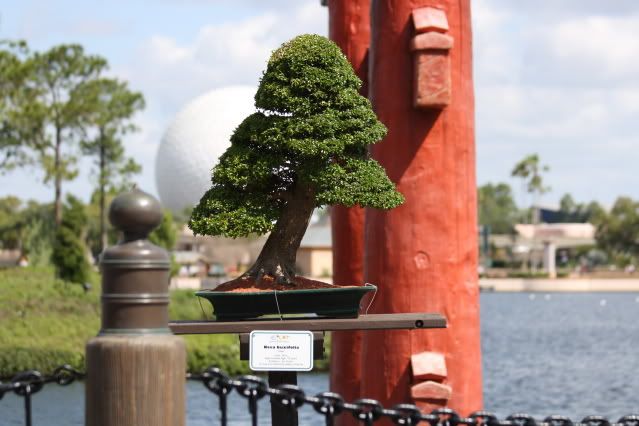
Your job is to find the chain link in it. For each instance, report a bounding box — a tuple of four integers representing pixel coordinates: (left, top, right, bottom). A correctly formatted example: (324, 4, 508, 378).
(0, 365, 84, 399)
(0, 365, 84, 426)
(187, 367, 639, 426)
(2, 365, 638, 426)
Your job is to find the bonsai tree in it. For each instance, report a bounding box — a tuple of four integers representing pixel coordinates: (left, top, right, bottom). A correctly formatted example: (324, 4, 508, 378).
(189, 34, 404, 286)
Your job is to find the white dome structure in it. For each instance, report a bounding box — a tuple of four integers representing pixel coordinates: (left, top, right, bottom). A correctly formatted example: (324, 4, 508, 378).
(155, 86, 256, 213)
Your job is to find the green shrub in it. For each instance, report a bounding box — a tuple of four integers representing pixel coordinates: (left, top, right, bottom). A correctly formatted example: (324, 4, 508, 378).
(5, 201, 56, 267)
(1, 268, 300, 375)
(51, 195, 91, 285)
(506, 271, 550, 279)
(51, 227, 91, 284)
(0, 267, 99, 376)
(0, 347, 84, 379)
(184, 335, 246, 375)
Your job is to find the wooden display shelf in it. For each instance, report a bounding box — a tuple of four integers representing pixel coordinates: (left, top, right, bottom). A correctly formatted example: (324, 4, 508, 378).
(169, 313, 446, 335)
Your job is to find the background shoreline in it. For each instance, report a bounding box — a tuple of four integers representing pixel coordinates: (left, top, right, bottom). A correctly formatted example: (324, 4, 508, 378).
(480, 278, 639, 292)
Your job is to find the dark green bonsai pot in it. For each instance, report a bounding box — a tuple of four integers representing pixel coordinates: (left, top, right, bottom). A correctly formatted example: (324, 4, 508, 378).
(196, 285, 376, 321)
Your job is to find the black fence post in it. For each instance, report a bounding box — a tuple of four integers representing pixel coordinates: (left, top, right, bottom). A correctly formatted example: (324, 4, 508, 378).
(269, 371, 299, 426)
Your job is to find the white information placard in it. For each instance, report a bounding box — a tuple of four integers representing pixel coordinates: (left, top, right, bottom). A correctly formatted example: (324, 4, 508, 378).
(249, 330, 314, 372)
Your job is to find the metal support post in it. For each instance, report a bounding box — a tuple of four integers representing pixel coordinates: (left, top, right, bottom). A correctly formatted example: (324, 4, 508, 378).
(85, 189, 186, 426)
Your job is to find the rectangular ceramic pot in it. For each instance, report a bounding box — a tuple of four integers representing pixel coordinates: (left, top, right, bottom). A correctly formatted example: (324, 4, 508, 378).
(195, 285, 376, 321)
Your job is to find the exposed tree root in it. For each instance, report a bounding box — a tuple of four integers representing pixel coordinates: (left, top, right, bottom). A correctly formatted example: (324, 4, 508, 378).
(243, 259, 297, 286)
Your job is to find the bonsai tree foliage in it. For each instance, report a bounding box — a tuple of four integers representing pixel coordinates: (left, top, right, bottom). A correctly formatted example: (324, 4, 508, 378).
(189, 34, 404, 285)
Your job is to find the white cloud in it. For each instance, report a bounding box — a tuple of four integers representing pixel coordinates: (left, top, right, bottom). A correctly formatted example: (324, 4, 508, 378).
(113, 1, 327, 197)
(498, 0, 639, 18)
(614, 88, 639, 114)
(523, 15, 639, 87)
(122, 2, 326, 107)
(473, 1, 639, 205)
(67, 19, 125, 37)
(472, 0, 521, 84)
(3, 0, 637, 208)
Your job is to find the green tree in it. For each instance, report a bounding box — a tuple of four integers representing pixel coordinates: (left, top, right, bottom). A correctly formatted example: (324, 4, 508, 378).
(20, 203, 56, 266)
(0, 197, 55, 265)
(51, 195, 91, 284)
(0, 41, 41, 172)
(0, 196, 23, 249)
(86, 189, 119, 258)
(511, 154, 550, 224)
(478, 183, 518, 234)
(149, 210, 180, 278)
(595, 197, 639, 265)
(0, 42, 108, 225)
(173, 206, 194, 227)
(189, 34, 404, 285)
(76, 78, 144, 252)
(149, 210, 178, 251)
(559, 194, 577, 219)
(584, 201, 606, 224)
(558, 193, 605, 223)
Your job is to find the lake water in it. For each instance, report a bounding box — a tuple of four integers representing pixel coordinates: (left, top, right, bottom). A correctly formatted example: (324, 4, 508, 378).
(2, 293, 639, 425)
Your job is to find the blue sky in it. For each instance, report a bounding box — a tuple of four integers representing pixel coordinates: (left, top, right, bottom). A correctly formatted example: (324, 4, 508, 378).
(1, 0, 638, 209)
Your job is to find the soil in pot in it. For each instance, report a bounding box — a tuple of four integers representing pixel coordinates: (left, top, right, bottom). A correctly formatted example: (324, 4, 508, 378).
(201, 275, 358, 293)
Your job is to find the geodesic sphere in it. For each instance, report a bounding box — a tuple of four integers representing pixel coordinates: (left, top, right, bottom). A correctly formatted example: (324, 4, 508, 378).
(155, 86, 255, 213)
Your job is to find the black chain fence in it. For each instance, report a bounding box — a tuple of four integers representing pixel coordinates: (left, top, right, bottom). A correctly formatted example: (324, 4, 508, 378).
(2, 365, 638, 426)
(0, 365, 84, 426)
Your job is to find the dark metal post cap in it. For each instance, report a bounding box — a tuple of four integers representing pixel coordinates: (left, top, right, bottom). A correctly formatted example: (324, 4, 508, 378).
(99, 188, 171, 335)
(109, 188, 163, 240)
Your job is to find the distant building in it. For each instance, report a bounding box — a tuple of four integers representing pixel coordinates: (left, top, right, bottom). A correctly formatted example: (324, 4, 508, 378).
(170, 221, 334, 288)
(174, 225, 266, 279)
(297, 224, 332, 278)
(489, 223, 596, 255)
(0, 250, 21, 267)
(507, 222, 596, 249)
(488, 222, 597, 277)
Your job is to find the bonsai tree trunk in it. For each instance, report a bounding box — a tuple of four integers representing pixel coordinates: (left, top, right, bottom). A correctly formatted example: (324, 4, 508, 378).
(244, 184, 316, 285)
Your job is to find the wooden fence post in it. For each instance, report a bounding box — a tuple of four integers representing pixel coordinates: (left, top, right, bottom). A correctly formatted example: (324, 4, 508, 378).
(86, 189, 186, 426)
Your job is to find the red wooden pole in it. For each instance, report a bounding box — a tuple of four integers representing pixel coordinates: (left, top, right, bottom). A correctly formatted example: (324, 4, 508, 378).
(362, 0, 482, 418)
(328, 1, 371, 424)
